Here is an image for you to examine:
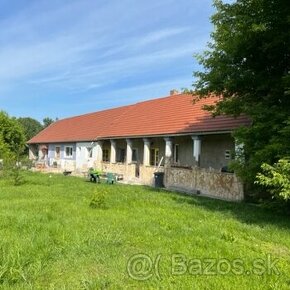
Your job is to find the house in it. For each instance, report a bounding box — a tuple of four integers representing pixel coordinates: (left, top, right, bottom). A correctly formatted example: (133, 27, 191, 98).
(28, 92, 250, 201)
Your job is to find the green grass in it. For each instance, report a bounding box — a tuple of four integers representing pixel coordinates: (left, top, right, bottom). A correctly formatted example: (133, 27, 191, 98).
(0, 172, 290, 289)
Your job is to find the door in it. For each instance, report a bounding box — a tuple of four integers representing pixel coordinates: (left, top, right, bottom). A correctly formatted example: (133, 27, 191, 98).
(150, 148, 159, 166)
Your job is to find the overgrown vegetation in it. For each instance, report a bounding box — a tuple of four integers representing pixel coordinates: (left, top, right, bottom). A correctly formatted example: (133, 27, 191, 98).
(256, 159, 290, 201)
(90, 190, 107, 208)
(194, 0, 290, 200)
(0, 172, 290, 288)
(0, 111, 26, 185)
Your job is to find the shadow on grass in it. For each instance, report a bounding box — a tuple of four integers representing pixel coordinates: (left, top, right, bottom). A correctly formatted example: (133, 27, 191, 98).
(165, 189, 290, 230)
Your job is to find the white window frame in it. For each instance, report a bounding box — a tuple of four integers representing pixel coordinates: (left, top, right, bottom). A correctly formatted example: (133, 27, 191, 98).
(150, 148, 159, 166)
(64, 146, 73, 158)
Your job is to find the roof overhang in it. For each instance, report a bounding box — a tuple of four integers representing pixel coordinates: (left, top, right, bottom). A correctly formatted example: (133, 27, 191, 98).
(27, 130, 234, 145)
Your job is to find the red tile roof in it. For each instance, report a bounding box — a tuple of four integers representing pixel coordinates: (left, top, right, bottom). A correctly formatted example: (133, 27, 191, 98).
(28, 94, 250, 143)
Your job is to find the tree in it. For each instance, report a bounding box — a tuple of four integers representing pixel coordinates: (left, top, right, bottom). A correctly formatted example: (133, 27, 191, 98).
(194, 0, 290, 199)
(43, 117, 55, 128)
(0, 136, 10, 160)
(17, 117, 43, 141)
(255, 159, 290, 201)
(0, 112, 26, 185)
(0, 111, 25, 155)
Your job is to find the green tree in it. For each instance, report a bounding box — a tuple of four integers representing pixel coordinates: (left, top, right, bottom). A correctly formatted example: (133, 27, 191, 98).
(255, 159, 290, 201)
(43, 117, 55, 128)
(0, 136, 10, 160)
(0, 111, 25, 155)
(194, 0, 290, 198)
(17, 117, 43, 141)
(0, 112, 26, 185)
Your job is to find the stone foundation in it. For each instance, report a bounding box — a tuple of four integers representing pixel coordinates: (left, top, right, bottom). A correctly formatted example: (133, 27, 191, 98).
(34, 161, 243, 201)
(101, 163, 136, 182)
(164, 166, 243, 201)
(101, 163, 161, 186)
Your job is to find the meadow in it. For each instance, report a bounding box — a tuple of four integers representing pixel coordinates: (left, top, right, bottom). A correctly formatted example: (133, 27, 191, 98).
(0, 172, 290, 289)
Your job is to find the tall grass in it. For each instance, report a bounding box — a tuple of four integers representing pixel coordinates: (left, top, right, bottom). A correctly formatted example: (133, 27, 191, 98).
(0, 172, 289, 289)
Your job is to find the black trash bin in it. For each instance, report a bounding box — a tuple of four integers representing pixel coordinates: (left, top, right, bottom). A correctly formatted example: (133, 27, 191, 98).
(154, 172, 164, 188)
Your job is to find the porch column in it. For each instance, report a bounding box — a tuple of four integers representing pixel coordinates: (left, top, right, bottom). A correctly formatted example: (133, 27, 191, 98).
(143, 138, 150, 166)
(29, 145, 37, 160)
(191, 136, 201, 165)
(164, 137, 173, 164)
(126, 139, 133, 164)
(96, 141, 103, 163)
(110, 140, 116, 163)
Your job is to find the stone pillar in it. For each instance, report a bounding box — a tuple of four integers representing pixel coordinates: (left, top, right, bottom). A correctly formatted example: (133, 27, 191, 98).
(29, 145, 37, 160)
(110, 140, 116, 163)
(191, 136, 201, 165)
(96, 141, 103, 163)
(164, 137, 173, 164)
(126, 139, 133, 164)
(143, 138, 150, 166)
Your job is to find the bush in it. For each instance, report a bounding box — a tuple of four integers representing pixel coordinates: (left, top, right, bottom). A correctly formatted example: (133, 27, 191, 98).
(255, 159, 290, 201)
(90, 190, 107, 209)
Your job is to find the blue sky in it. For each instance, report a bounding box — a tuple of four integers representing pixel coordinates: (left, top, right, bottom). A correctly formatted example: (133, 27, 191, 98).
(0, 0, 214, 121)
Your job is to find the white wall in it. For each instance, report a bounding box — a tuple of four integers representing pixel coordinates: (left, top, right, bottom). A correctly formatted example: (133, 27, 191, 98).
(76, 142, 97, 170)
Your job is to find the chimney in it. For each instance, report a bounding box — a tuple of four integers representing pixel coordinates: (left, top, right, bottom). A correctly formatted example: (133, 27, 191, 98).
(170, 89, 179, 96)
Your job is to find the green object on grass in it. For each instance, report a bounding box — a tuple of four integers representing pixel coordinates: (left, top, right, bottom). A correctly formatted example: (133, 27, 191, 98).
(89, 168, 103, 175)
(106, 172, 116, 184)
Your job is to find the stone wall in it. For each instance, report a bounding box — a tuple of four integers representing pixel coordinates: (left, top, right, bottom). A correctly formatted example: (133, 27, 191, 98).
(101, 163, 159, 186)
(101, 163, 136, 182)
(164, 166, 243, 201)
(60, 160, 76, 171)
(139, 165, 161, 186)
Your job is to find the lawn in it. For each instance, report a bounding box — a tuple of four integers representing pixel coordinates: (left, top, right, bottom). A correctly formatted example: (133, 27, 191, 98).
(0, 172, 290, 289)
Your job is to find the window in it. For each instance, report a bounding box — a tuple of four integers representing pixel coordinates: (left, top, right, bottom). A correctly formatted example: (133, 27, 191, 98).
(55, 146, 61, 159)
(117, 148, 126, 163)
(65, 146, 73, 158)
(174, 144, 179, 163)
(86, 147, 93, 158)
(150, 148, 159, 166)
(132, 148, 138, 162)
(103, 149, 110, 162)
(225, 150, 231, 160)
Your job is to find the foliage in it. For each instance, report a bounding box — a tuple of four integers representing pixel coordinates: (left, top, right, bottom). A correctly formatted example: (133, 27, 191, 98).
(89, 190, 107, 208)
(43, 117, 56, 128)
(194, 0, 290, 198)
(0, 111, 25, 155)
(255, 159, 290, 200)
(0, 172, 290, 288)
(0, 112, 26, 185)
(0, 136, 10, 160)
(10, 164, 24, 186)
(1, 153, 27, 186)
(17, 117, 43, 141)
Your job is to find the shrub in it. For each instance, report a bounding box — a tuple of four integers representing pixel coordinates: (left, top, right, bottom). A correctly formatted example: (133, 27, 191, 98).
(90, 190, 107, 209)
(255, 159, 290, 201)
